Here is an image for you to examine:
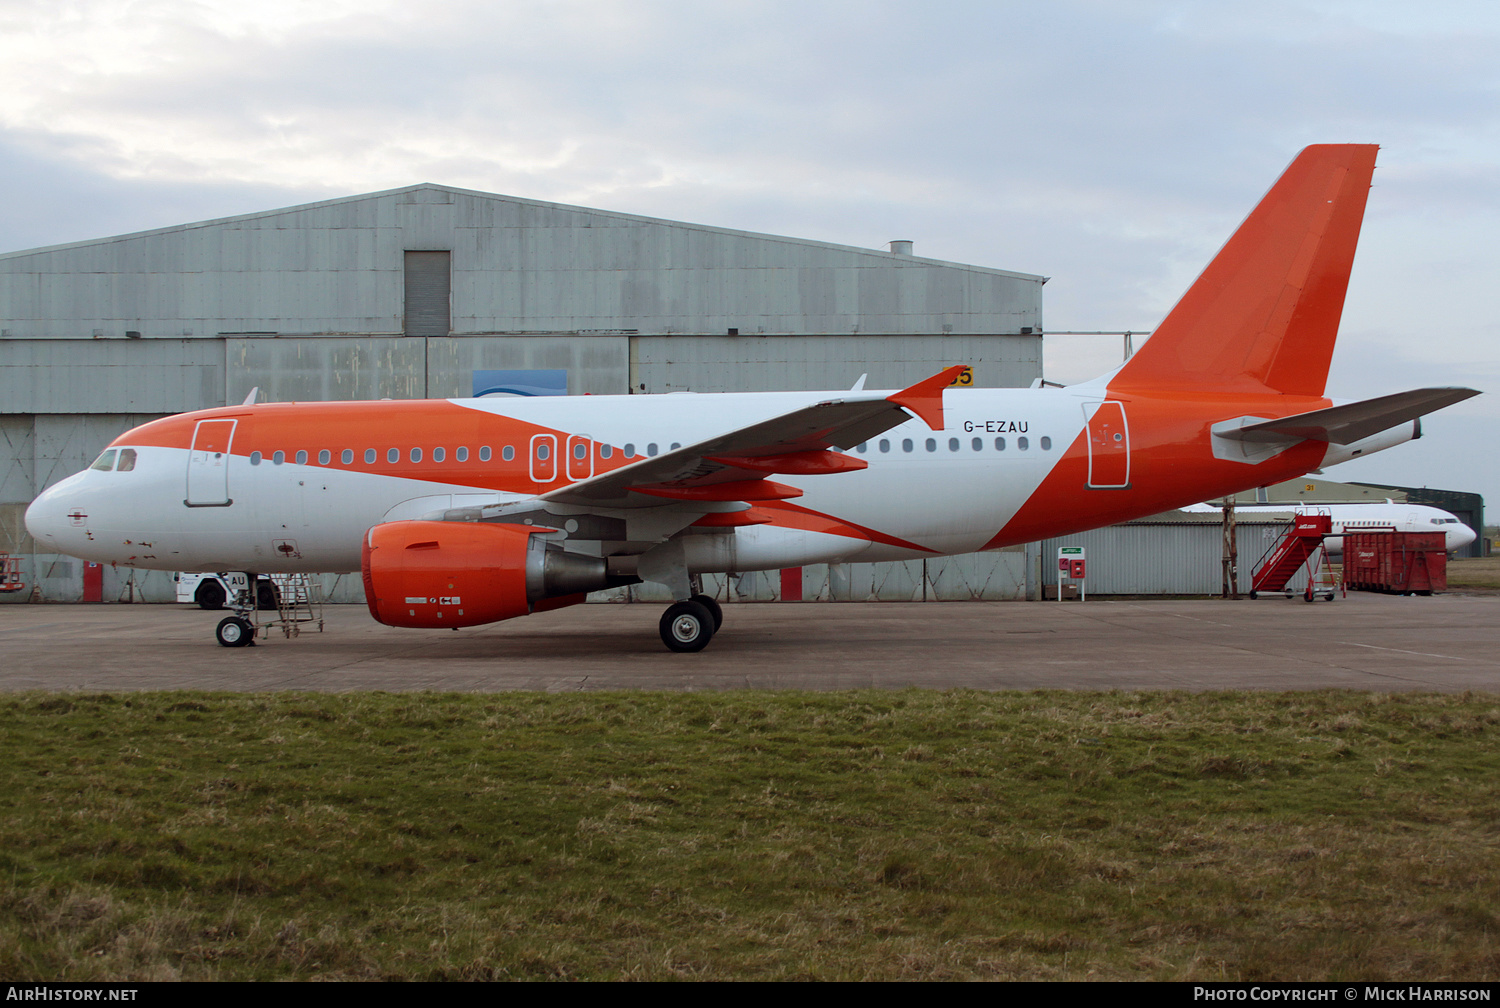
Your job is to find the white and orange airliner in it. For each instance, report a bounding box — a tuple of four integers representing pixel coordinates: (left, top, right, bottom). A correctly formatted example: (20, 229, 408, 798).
(25, 145, 1479, 651)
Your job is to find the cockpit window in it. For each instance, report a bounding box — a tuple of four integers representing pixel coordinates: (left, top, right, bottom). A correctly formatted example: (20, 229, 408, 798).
(116, 449, 137, 472)
(89, 449, 117, 472)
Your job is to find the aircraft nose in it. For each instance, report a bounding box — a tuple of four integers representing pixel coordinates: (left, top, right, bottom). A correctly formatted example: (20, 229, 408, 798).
(1452, 524, 1477, 551)
(24, 476, 84, 548)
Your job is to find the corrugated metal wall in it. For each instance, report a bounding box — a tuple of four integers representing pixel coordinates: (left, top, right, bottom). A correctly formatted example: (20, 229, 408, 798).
(0, 340, 224, 414)
(1037, 520, 1309, 595)
(631, 333, 1039, 393)
(597, 549, 1031, 605)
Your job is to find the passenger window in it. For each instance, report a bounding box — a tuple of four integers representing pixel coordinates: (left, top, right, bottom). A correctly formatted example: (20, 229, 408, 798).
(456, 447, 469, 462)
(410, 448, 422, 463)
(295, 450, 308, 465)
(573, 443, 587, 459)
(479, 446, 491, 462)
(1040, 436, 1051, 450)
(623, 443, 636, 457)
(971, 438, 982, 451)
(536, 443, 550, 460)
(364, 449, 376, 464)
(670, 442, 681, 450)
(1018, 437, 1029, 450)
(433, 447, 445, 462)
(318, 449, 330, 465)
(925, 438, 936, 452)
(116, 449, 137, 472)
(949, 438, 960, 452)
(648, 443, 659, 457)
(901, 439, 913, 452)
(250, 452, 262, 466)
(600, 444, 613, 459)
(995, 438, 1006, 451)
(90, 450, 116, 472)
(878, 439, 890, 453)
(342, 449, 353, 464)
(273, 451, 285, 465)
(502, 445, 514, 461)
(856, 443, 867, 454)
(387, 448, 399, 463)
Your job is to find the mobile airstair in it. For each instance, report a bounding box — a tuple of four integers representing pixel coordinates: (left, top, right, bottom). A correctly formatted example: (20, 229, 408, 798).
(1249, 515, 1339, 601)
(0, 554, 24, 595)
(256, 573, 324, 638)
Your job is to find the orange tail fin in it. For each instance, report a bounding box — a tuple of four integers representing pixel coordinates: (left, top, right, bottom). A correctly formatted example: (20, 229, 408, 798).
(1108, 144, 1378, 397)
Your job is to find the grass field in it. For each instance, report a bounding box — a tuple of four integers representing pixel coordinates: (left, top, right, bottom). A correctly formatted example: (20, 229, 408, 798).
(1, 690, 1497, 981)
(1447, 556, 1500, 591)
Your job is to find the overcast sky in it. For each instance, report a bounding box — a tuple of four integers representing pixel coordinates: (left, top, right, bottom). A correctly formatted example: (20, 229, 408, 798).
(1, 0, 1495, 507)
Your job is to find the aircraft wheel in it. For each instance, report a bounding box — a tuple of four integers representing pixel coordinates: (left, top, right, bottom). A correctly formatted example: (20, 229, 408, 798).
(195, 580, 226, 610)
(216, 616, 256, 648)
(689, 593, 723, 631)
(256, 581, 280, 611)
(660, 600, 715, 653)
(1248, 590, 1258, 600)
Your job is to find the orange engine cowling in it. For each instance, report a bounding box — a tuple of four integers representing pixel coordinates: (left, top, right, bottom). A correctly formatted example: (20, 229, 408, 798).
(361, 520, 607, 629)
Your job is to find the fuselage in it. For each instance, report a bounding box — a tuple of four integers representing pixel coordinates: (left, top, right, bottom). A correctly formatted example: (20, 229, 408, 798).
(1184, 502, 1476, 554)
(26, 382, 1354, 577)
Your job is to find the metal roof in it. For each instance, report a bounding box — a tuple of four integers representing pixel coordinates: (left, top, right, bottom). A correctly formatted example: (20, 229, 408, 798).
(0, 184, 1043, 340)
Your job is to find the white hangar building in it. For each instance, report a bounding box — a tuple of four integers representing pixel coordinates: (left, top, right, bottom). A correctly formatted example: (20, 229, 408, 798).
(0, 184, 1046, 603)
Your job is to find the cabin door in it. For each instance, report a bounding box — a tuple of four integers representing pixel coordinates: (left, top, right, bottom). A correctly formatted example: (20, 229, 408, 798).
(186, 419, 237, 506)
(1084, 401, 1130, 489)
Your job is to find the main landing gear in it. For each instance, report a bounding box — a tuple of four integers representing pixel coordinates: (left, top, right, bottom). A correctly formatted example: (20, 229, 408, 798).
(658, 594, 724, 653)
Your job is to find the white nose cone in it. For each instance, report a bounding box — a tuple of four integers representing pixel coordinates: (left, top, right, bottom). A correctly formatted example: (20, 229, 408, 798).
(1451, 524, 1477, 552)
(24, 473, 87, 553)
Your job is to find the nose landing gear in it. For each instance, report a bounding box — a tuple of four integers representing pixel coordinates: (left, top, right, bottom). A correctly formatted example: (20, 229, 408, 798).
(208, 572, 320, 647)
(215, 616, 256, 647)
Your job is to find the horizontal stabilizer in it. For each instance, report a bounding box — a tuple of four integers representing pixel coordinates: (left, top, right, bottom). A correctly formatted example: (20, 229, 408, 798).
(1219, 387, 1479, 445)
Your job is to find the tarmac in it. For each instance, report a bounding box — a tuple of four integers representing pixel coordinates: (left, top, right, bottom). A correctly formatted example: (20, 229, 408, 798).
(3, 592, 1497, 693)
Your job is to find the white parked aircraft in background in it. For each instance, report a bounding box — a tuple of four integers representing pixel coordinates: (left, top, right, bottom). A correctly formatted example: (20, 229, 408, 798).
(25, 145, 1480, 651)
(1182, 502, 1476, 555)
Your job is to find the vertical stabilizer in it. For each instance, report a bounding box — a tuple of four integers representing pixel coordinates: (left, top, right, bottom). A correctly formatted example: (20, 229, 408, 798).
(1109, 144, 1378, 397)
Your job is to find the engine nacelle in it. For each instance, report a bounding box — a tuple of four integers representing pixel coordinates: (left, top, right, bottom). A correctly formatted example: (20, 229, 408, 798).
(361, 520, 610, 629)
(1319, 420, 1419, 467)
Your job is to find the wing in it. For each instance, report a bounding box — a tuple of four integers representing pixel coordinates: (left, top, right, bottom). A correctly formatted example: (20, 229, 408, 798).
(539, 366, 964, 509)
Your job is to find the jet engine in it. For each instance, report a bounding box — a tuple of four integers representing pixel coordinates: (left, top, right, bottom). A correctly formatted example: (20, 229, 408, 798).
(361, 520, 614, 629)
(1318, 421, 1419, 467)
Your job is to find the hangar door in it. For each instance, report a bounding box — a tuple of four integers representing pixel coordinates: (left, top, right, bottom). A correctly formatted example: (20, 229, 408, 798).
(404, 251, 452, 336)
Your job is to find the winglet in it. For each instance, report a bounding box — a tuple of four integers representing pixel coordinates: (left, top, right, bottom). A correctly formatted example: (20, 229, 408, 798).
(888, 366, 965, 430)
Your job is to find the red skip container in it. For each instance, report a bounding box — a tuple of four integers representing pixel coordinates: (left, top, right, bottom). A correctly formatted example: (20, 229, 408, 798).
(1342, 531, 1447, 595)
